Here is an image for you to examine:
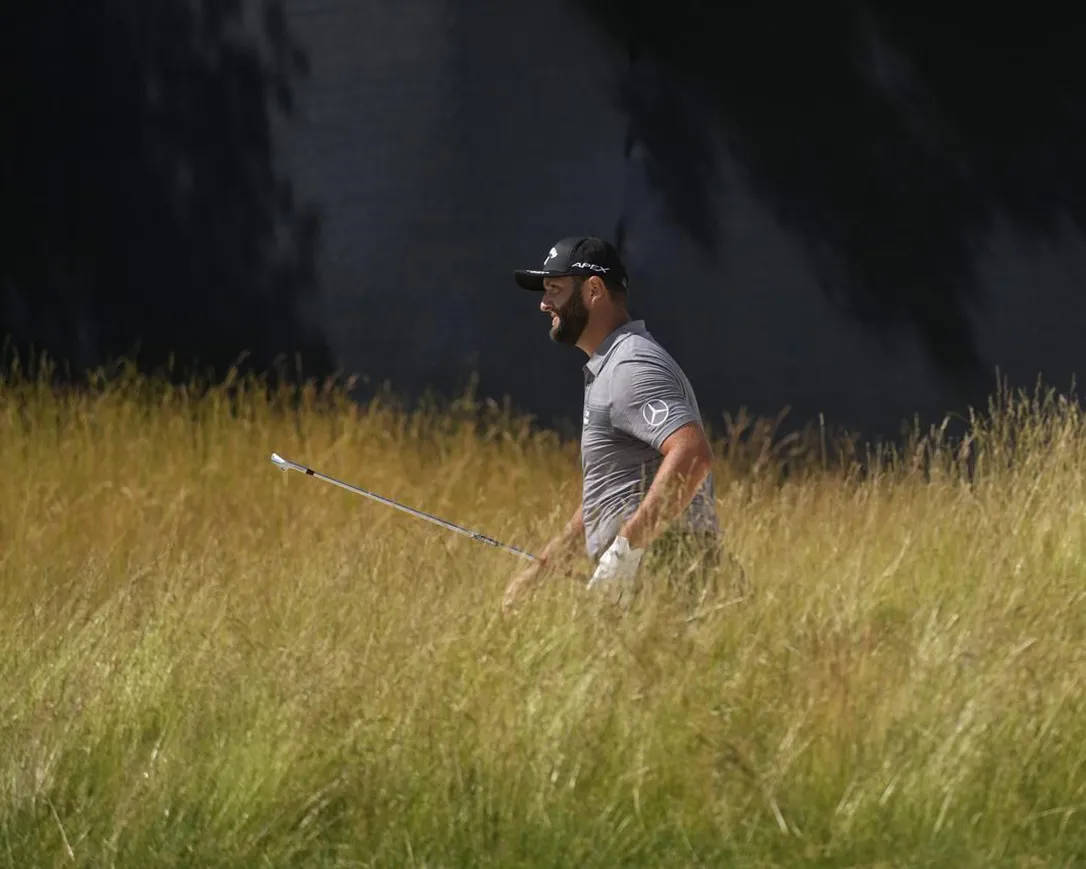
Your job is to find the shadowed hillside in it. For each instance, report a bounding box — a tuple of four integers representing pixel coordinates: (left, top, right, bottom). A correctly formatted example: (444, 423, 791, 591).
(577, 2, 1086, 398)
(1, 0, 329, 377)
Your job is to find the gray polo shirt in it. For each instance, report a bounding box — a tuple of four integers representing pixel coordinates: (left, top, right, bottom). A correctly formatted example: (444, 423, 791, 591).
(581, 320, 719, 559)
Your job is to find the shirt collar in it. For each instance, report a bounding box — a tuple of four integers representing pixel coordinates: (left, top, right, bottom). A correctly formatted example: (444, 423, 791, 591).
(584, 320, 648, 378)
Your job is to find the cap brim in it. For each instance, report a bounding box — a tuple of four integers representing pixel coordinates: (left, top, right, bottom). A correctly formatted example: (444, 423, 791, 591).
(513, 269, 552, 291)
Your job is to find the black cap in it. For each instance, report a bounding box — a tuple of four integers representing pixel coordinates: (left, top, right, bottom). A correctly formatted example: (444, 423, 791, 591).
(514, 236, 629, 292)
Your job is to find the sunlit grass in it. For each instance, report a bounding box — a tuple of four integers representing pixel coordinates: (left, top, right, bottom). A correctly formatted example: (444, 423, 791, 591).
(0, 362, 1083, 866)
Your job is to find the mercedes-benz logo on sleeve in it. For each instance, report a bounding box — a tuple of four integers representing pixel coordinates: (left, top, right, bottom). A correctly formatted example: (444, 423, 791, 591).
(641, 399, 670, 427)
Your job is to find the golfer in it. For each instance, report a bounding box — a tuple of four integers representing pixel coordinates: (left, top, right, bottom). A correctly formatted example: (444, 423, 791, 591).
(504, 236, 719, 607)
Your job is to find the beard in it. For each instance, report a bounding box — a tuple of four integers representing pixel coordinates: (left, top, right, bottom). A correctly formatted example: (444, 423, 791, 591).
(549, 283, 589, 345)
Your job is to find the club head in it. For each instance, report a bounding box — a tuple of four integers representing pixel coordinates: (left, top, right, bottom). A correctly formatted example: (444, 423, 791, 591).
(270, 452, 289, 471)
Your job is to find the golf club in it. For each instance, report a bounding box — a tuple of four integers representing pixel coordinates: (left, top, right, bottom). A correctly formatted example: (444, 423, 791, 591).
(269, 452, 538, 562)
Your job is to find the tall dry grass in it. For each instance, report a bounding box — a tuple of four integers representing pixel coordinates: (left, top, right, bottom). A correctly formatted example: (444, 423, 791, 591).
(0, 363, 1083, 866)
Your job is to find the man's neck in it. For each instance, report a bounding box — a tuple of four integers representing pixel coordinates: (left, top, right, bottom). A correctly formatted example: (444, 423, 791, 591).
(577, 311, 631, 357)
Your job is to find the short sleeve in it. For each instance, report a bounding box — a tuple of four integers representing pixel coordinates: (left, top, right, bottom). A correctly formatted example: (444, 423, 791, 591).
(609, 354, 700, 450)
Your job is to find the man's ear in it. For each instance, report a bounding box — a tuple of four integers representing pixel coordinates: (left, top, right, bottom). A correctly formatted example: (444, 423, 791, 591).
(587, 275, 605, 303)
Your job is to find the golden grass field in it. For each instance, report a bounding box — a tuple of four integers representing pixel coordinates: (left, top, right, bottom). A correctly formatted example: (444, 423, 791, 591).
(1, 366, 1083, 866)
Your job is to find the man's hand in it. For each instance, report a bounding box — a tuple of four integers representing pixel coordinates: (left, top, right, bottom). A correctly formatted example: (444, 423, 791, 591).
(586, 535, 644, 604)
(502, 505, 585, 612)
(502, 561, 544, 611)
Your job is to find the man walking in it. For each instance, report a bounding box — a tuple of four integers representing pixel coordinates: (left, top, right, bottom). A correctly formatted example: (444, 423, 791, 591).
(503, 236, 720, 608)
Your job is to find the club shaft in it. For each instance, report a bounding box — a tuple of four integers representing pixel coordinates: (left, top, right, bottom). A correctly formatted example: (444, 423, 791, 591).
(271, 453, 538, 562)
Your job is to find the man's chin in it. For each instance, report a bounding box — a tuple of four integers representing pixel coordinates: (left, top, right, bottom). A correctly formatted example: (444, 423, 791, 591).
(550, 327, 579, 346)
(549, 315, 585, 345)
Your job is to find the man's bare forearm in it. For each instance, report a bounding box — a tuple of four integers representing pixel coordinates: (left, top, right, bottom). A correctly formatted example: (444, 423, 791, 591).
(537, 504, 584, 570)
(619, 429, 712, 550)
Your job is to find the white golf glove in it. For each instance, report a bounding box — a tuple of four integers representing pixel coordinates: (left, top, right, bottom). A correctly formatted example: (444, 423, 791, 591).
(587, 535, 644, 604)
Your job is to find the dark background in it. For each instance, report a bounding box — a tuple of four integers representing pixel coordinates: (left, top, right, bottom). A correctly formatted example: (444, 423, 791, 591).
(4, 2, 1085, 437)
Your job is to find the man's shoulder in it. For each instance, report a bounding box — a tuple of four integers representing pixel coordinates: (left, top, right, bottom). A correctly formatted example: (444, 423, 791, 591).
(608, 331, 681, 372)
